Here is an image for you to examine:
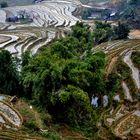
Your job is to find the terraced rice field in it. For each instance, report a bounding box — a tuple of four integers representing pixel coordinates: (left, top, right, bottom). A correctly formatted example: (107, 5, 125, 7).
(0, 27, 56, 56)
(0, 1, 81, 137)
(0, 0, 82, 57)
(0, 0, 80, 27)
(0, 0, 139, 139)
(0, 129, 46, 140)
(0, 96, 22, 129)
(0, 1, 84, 138)
(93, 39, 140, 139)
(0, 95, 48, 139)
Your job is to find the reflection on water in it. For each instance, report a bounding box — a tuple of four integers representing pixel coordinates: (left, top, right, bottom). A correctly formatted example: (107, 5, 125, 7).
(0, 95, 5, 101)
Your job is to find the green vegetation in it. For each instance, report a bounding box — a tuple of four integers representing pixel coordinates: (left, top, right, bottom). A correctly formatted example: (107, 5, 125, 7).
(116, 59, 137, 97)
(113, 21, 130, 39)
(80, 0, 109, 4)
(106, 73, 121, 94)
(131, 51, 140, 69)
(81, 0, 140, 29)
(93, 21, 113, 44)
(0, 50, 22, 95)
(0, 21, 131, 139)
(41, 129, 61, 140)
(93, 21, 130, 44)
(129, 0, 140, 6)
(21, 22, 106, 127)
(119, 0, 140, 28)
(0, 0, 32, 6)
(0, 0, 139, 139)
(0, 1, 8, 8)
(81, 8, 110, 20)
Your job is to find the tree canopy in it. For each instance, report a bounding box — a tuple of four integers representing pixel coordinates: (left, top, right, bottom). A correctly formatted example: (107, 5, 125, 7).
(21, 22, 106, 125)
(0, 50, 21, 95)
(0, 21, 129, 127)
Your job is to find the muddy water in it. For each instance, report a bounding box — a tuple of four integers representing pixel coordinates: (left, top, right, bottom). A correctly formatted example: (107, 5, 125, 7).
(0, 95, 5, 101)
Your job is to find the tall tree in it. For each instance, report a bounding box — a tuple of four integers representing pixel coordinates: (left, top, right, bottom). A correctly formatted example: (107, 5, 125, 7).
(114, 21, 130, 39)
(93, 21, 114, 44)
(21, 32, 105, 125)
(0, 50, 20, 95)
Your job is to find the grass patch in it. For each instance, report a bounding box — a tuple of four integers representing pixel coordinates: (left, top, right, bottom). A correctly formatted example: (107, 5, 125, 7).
(131, 51, 140, 69)
(41, 129, 61, 140)
(116, 59, 137, 99)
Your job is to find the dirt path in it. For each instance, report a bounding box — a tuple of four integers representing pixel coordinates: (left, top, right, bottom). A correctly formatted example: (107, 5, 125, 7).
(129, 30, 140, 39)
(122, 81, 133, 102)
(106, 56, 118, 76)
(123, 51, 140, 89)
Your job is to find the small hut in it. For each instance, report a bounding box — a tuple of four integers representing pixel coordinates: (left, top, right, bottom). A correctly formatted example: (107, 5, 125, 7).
(6, 16, 18, 22)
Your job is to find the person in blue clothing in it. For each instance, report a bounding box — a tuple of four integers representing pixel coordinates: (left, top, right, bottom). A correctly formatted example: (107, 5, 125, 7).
(91, 95, 99, 108)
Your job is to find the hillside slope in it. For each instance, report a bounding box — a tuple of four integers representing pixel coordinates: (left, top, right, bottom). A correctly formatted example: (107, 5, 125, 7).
(0, 0, 140, 139)
(93, 39, 140, 139)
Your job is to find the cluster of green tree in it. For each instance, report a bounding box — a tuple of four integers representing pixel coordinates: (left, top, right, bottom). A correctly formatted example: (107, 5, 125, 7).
(129, 0, 140, 6)
(0, 22, 129, 135)
(81, 0, 140, 29)
(21, 22, 106, 127)
(0, 50, 22, 95)
(81, 8, 92, 20)
(81, 8, 111, 20)
(93, 21, 129, 44)
(119, 0, 140, 28)
(0, 1, 8, 8)
(131, 51, 140, 69)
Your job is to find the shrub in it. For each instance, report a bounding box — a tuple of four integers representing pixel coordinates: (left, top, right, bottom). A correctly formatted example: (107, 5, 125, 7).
(24, 119, 39, 131)
(0, 2, 8, 8)
(41, 130, 61, 140)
